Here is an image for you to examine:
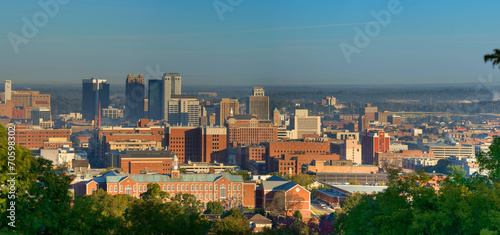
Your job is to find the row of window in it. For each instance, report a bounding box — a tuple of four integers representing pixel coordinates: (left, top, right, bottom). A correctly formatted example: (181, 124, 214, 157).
(108, 183, 242, 193)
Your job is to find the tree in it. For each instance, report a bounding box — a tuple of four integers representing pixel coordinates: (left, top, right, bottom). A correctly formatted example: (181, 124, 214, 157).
(221, 208, 243, 219)
(293, 210, 303, 220)
(205, 201, 224, 215)
(209, 213, 251, 235)
(140, 183, 169, 201)
(180, 168, 188, 174)
(447, 165, 466, 178)
(484, 49, 500, 69)
(290, 174, 314, 189)
(254, 208, 266, 216)
(348, 178, 361, 185)
(267, 190, 305, 217)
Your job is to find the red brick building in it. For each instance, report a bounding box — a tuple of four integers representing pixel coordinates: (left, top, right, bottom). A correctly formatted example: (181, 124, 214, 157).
(361, 130, 390, 165)
(236, 144, 266, 170)
(74, 170, 255, 209)
(265, 141, 331, 173)
(119, 150, 175, 174)
(14, 124, 71, 150)
(226, 115, 277, 148)
(256, 176, 311, 218)
(271, 153, 340, 176)
(166, 126, 227, 163)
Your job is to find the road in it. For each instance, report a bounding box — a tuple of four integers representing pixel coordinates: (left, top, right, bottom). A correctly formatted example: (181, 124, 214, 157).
(310, 199, 335, 216)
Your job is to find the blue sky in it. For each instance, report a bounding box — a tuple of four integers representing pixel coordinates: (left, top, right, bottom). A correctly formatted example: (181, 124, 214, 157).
(0, 0, 499, 86)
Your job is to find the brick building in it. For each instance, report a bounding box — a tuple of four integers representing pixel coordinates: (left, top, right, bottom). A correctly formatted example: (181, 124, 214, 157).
(119, 150, 176, 174)
(303, 159, 379, 174)
(264, 141, 331, 171)
(236, 144, 266, 170)
(226, 115, 277, 148)
(256, 176, 311, 218)
(360, 130, 390, 165)
(74, 170, 256, 209)
(318, 185, 387, 208)
(270, 153, 341, 176)
(14, 124, 71, 150)
(166, 126, 227, 163)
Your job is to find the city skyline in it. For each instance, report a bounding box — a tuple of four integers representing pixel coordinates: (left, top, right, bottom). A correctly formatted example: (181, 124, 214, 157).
(1, 1, 499, 86)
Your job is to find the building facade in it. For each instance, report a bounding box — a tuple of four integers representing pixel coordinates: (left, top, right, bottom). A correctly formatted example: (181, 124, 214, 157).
(82, 78, 110, 121)
(125, 73, 145, 121)
(247, 87, 269, 120)
(226, 115, 277, 148)
(361, 129, 390, 165)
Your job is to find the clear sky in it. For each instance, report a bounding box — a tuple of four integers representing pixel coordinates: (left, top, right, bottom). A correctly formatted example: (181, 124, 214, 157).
(1, 0, 499, 86)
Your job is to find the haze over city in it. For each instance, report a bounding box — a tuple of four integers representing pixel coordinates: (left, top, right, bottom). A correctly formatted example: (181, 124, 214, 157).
(1, 0, 500, 85)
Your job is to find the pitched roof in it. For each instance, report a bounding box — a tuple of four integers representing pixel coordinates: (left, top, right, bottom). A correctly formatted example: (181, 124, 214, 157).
(261, 176, 298, 192)
(249, 214, 272, 224)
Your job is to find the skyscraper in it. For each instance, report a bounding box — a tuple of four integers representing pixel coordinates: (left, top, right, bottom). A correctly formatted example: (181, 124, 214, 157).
(148, 79, 163, 120)
(82, 78, 110, 121)
(293, 109, 321, 139)
(162, 73, 182, 120)
(125, 73, 145, 121)
(247, 87, 269, 120)
(167, 95, 200, 127)
(219, 98, 239, 125)
(361, 129, 390, 165)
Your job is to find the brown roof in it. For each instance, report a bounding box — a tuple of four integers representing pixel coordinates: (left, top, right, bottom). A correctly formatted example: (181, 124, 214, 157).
(72, 159, 89, 168)
(249, 214, 272, 224)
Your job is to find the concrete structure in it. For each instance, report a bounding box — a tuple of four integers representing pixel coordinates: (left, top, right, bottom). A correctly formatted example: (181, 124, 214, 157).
(360, 104, 378, 122)
(125, 73, 145, 121)
(101, 106, 123, 119)
(402, 158, 439, 171)
(411, 128, 423, 136)
(406, 141, 475, 158)
(166, 126, 228, 163)
(293, 109, 321, 139)
(162, 73, 182, 120)
(226, 115, 277, 148)
(375, 150, 435, 168)
(273, 108, 281, 126)
(74, 170, 255, 209)
(1, 87, 50, 120)
(247, 87, 269, 120)
(334, 131, 359, 141)
(331, 138, 362, 165)
(167, 95, 200, 127)
(316, 172, 388, 185)
(236, 144, 266, 171)
(318, 185, 387, 208)
(40, 147, 86, 166)
(361, 130, 390, 165)
(256, 176, 311, 218)
(303, 160, 378, 174)
(82, 78, 110, 121)
(31, 107, 51, 125)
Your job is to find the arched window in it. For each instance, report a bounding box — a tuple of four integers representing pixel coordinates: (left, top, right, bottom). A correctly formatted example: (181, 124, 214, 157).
(114, 185, 117, 192)
(167, 185, 171, 191)
(192, 185, 195, 191)
(238, 193, 241, 199)
(238, 185, 241, 191)
(215, 185, 218, 191)
(139, 185, 142, 192)
(133, 185, 137, 192)
(177, 185, 180, 191)
(205, 193, 208, 200)
(209, 193, 213, 200)
(209, 185, 213, 191)
(220, 185, 226, 199)
(196, 185, 199, 191)
(182, 185, 185, 191)
(109, 185, 113, 192)
(125, 186, 132, 195)
(200, 193, 203, 200)
(228, 193, 231, 199)
(205, 185, 208, 191)
(215, 193, 218, 199)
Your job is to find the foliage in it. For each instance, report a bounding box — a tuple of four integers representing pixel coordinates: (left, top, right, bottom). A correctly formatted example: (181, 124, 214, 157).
(180, 168, 188, 174)
(140, 183, 169, 201)
(484, 48, 500, 69)
(447, 165, 467, 178)
(424, 159, 449, 174)
(290, 174, 314, 189)
(347, 178, 361, 185)
(205, 201, 224, 215)
(268, 172, 285, 178)
(293, 210, 303, 220)
(209, 208, 250, 235)
(310, 184, 331, 199)
(254, 207, 266, 216)
(101, 167, 124, 174)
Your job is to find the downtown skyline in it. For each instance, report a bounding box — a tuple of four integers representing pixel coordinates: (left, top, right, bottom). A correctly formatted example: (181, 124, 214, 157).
(1, 0, 499, 86)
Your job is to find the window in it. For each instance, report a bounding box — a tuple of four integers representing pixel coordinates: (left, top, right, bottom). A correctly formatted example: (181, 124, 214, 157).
(215, 185, 218, 191)
(192, 185, 195, 191)
(139, 185, 142, 192)
(228, 193, 231, 199)
(125, 186, 132, 195)
(209, 193, 213, 200)
(220, 185, 226, 199)
(92, 188, 95, 194)
(196, 185, 199, 191)
(200, 193, 203, 200)
(238, 193, 241, 199)
(133, 185, 137, 192)
(114, 185, 117, 192)
(109, 185, 113, 192)
(215, 193, 218, 199)
(205, 185, 208, 191)
(228, 184, 231, 191)
(209, 185, 213, 191)
(120, 185, 123, 192)
(168, 185, 171, 191)
(205, 193, 208, 200)
(177, 185, 180, 191)
(182, 185, 185, 191)
(163, 185, 166, 191)
(238, 185, 241, 191)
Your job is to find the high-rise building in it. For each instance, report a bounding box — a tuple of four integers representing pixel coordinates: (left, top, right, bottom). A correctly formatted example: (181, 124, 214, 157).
(31, 107, 51, 125)
(361, 129, 390, 165)
(273, 108, 280, 126)
(293, 109, 321, 139)
(148, 79, 163, 120)
(220, 98, 239, 125)
(162, 73, 182, 120)
(360, 103, 378, 122)
(125, 73, 145, 121)
(166, 126, 227, 163)
(226, 115, 277, 148)
(82, 78, 110, 121)
(167, 95, 200, 127)
(247, 87, 269, 120)
(341, 138, 362, 165)
(5, 80, 11, 101)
